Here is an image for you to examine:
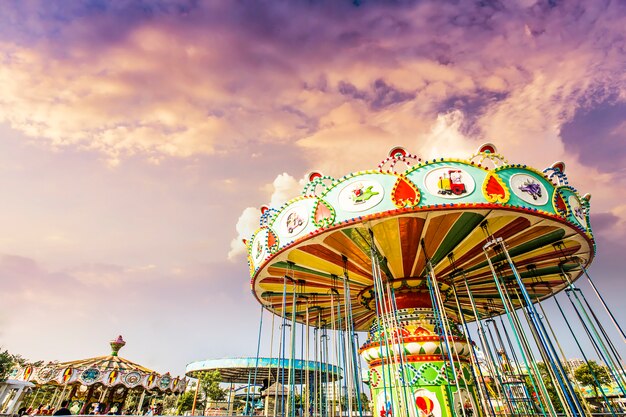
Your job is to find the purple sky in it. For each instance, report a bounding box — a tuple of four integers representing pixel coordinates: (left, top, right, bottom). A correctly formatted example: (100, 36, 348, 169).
(0, 0, 625, 376)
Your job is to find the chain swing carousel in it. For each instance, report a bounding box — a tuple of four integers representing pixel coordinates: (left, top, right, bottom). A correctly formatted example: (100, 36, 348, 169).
(245, 144, 626, 417)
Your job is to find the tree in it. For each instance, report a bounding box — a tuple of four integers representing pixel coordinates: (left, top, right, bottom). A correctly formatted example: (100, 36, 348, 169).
(0, 350, 15, 382)
(176, 391, 196, 415)
(524, 362, 563, 413)
(123, 389, 143, 414)
(199, 370, 225, 403)
(162, 393, 178, 415)
(360, 393, 371, 412)
(0, 350, 43, 384)
(338, 392, 371, 412)
(574, 361, 611, 397)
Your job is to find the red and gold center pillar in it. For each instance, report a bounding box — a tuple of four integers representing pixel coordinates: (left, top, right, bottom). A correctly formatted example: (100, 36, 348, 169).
(358, 284, 482, 417)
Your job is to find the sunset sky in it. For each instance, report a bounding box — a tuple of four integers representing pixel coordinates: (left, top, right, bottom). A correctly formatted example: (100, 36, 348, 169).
(0, 0, 625, 377)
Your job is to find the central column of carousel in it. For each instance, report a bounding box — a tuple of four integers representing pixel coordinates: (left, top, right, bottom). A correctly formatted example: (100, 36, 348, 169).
(359, 284, 482, 417)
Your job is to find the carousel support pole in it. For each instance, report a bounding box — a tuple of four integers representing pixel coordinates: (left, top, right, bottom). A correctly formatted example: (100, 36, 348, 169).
(341, 259, 363, 417)
(48, 386, 59, 409)
(191, 378, 200, 416)
(79, 384, 96, 414)
(304, 302, 310, 417)
(496, 238, 585, 417)
(564, 287, 626, 396)
(277, 267, 292, 417)
(67, 385, 78, 404)
(551, 292, 617, 417)
(312, 324, 321, 415)
(447, 265, 495, 417)
(567, 283, 626, 391)
(463, 277, 505, 416)
(28, 386, 42, 410)
(576, 287, 626, 377)
(119, 388, 130, 414)
(226, 382, 233, 416)
(54, 384, 68, 409)
(579, 262, 626, 343)
(482, 238, 555, 417)
(286, 279, 298, 417)
(422, 239, 463, 416)
(244, 373, 253, 416)
(248, 304, 265, 417)
(104, 386, 115, 413)
(98, 386, 109, 413)
(368, 237, 396, 417)
(49, 386, 62, 411)
(99, 386, 108, 403)
(532, 281, 595, 417)
(136, 390, 147, 415)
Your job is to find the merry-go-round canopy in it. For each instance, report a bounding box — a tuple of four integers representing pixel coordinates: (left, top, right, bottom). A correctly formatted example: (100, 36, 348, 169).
(13, 336, 186, 394)
(246, 144, 595, 330)
(186, 357, 342, 385)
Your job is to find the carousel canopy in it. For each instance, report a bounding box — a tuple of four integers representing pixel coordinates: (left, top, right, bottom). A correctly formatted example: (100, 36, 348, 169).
(186, 357, 342, 385)
(14, 336, 186, 394)
(247, 144, 594, 330)
(56, 335, 154, 375)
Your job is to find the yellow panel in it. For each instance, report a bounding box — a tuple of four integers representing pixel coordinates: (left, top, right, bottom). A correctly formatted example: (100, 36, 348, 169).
(286, 249, 371, 285)
(371, 219, 403, 278)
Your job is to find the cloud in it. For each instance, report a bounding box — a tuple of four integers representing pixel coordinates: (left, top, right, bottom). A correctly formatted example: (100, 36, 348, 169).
(228, 207, 260, 261)
(266, 172, 305, 208)
(0, 0, 622, 170)
(2, 0, 625, 256)
(560, 100, 626, 173)
(338, 79, 415, 110)
(228, 173, 304, 260)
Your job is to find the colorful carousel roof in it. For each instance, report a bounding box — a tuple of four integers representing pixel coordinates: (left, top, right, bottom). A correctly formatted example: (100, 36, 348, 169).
(55, 355, 153, 374)
(16, 336, 186, 393)
(247, 145, 594, 331)
(56, 335, 155, 375)
(186, 357, 342, 385)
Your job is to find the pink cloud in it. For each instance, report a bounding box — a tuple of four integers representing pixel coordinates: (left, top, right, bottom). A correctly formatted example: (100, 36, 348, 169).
(0, 1, 621, 169)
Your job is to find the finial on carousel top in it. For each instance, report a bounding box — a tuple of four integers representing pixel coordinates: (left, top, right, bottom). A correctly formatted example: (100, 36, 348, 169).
(469, 143, 508, 168)
(378, 146, 420, 174)
(259, 205, 279, 228)
(543, 161, 569, 186)
(110, 335, 126, 357)
(302, 171, 335, 197)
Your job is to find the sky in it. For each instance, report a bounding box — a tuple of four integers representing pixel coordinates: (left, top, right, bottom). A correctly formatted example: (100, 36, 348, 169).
(0, 0, 625, 378)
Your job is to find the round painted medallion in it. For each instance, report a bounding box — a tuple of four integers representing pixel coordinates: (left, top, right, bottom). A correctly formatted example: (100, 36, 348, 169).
(510, 173, 548, 205)
(568, 195, 588, 228)
(80, 368, 101, 384)
(338, 180, 384, 212)
(424, 167, 475, 199)
(250, 230, 267, 266)
(281, 207, 309, 237)
(37, 367, 56, 383)
(159, 375, 171, 390)
(124, 371, 142, 387)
